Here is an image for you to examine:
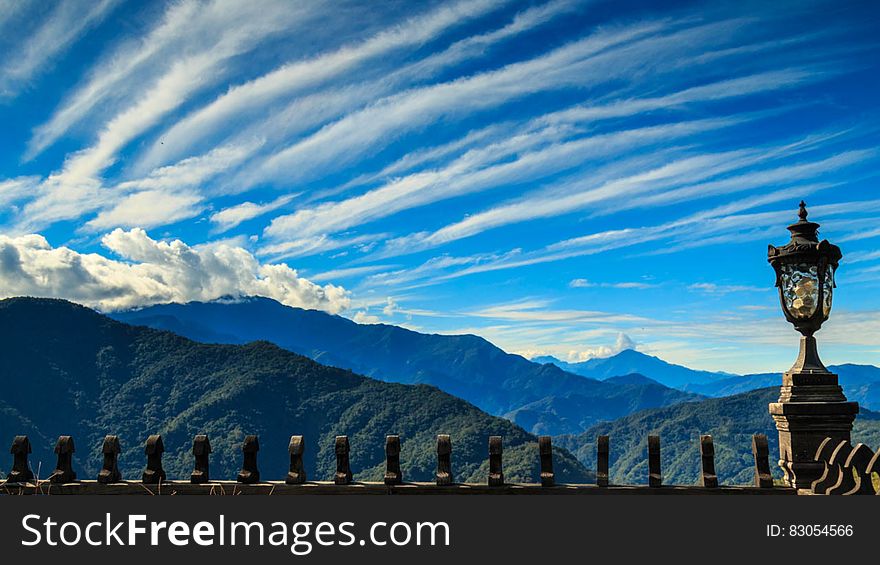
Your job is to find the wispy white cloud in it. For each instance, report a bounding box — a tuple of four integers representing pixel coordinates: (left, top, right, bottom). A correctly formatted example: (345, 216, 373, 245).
(536, 67, 817, 126)
(0, 176, 41, 208)
(569, 279, 655, 289)
(75, 140, 269, 233)
(17, 2, 313, 232)
(27, 0, 318, 159)
(117, 140, 264, 193)
(0, 0, 117, 99)
(0, 0, 30, 30)
(85, 190, 204, 232)
(310, 264, 394, 282)
(26, 0, 201, 157)
(687, 282, 766, 294)
(259, 233, 387, 262)
(243, 17, 732, 189)
(211, 194, 297, 233)
(367, 198, 880, 292)
(265, 116, 740, 247)
(464, 298, 652, 324)
(386, 145, 873, 258)
(135, 0, 514, 172)
(263, 60, 829, 255)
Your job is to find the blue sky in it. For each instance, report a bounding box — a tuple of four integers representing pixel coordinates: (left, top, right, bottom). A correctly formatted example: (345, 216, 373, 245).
(0, 0, 878, 373)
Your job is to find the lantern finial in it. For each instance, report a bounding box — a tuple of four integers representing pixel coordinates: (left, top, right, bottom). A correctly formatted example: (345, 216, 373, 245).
(787, 201, 820, 244)
(798, 200, 808, 222)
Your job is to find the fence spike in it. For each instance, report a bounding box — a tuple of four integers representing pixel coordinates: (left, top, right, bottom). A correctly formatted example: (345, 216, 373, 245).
(751, 434, 773, 488)
(142, 435, 166, 484)
(191, 435, 211, 484)
(237, 435, 261, 484)
(826, 440, 856, 495)
(286, 435, 306, 485)
(539, 436, 555, 487)
(49, 436, 77, 484)
(97, 435, 122, 484)
(867, 448, 880, 496)
(488, 436, 504, 486)
(384, 435, 402, 485)
(436, 435, 452, 486)
(842, 444, 876, 495)
(699, 435, 718, 488)
(596, 435, 609, 487)
(648, 435, 662, 487)
(810, 437, 837, 494)
(8, 436, 34, 483)
(334, 436, 352, 485)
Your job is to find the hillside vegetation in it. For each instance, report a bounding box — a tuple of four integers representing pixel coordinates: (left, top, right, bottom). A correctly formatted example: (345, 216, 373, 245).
(556, 387, 880, 485)
(0, 298, 592, 483)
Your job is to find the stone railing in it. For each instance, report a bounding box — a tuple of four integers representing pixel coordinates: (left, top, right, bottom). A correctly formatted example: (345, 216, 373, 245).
(3, 433, 797, 495)
(807, 437, 880, 495)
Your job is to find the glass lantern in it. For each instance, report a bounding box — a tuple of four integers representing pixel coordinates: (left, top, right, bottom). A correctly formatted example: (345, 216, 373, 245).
(768, 202, 841, 372)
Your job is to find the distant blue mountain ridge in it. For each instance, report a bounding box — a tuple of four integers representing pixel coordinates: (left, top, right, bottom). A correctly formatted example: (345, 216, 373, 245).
(533, 355, 880, 411)
(531, 350, 734, 388)
(111, 297, 880, 431)
(110, 297, 702, 435)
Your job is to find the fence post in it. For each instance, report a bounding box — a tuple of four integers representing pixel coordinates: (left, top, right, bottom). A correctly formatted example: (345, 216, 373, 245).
(8, 436, 34, 483)
(142, 435, 166, 484)
(488, 436, 503, 486)
(384, 435, 402, 485)
(97, 435, 122, 484)
(191, 435, 211, 484)
(286, 435, 306, 485)
(699, 435, 718, 488)
(49, 436, 76, 484)
(752, 434, 773, 488)
(334, 436, 352, 485)
(237, 435, 261, 484)
(539, 436, 554, 487)
(597, 435, 609, 487)
(648, 435, 661, 488)
(436, 435, 452, 486)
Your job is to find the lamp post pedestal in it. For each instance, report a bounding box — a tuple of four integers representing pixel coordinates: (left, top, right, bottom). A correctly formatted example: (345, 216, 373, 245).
(769, 360, 858, 489)
(766, 202, 858, 490)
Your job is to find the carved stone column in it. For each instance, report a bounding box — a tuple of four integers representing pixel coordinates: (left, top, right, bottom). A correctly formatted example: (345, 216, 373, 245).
(769, 337, 858, 489)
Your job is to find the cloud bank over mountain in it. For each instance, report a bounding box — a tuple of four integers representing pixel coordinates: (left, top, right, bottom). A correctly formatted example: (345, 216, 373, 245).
(0, 228, 349, 313)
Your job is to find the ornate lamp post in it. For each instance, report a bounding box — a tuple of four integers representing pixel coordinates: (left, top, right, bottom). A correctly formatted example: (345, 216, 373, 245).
(767, 201, 858, 489)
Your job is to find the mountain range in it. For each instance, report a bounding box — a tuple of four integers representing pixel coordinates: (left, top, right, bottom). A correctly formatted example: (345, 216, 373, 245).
(684, 365, 880, 411)
(532, 350, 731, 388)
(111, 297, 702, 435)
(5, 295, 879, 487)
(534, 354, 880, 411)
(0, 297, 592, 483)
(555, 387, 880, 485)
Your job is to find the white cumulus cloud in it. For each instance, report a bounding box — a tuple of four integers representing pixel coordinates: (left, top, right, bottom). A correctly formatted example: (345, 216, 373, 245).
(566, 332, 636, 361)
(0, 228, 350, 313)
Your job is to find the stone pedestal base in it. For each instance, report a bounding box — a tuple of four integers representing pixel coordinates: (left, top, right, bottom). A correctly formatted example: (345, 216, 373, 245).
(769, 369, 858, 490)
